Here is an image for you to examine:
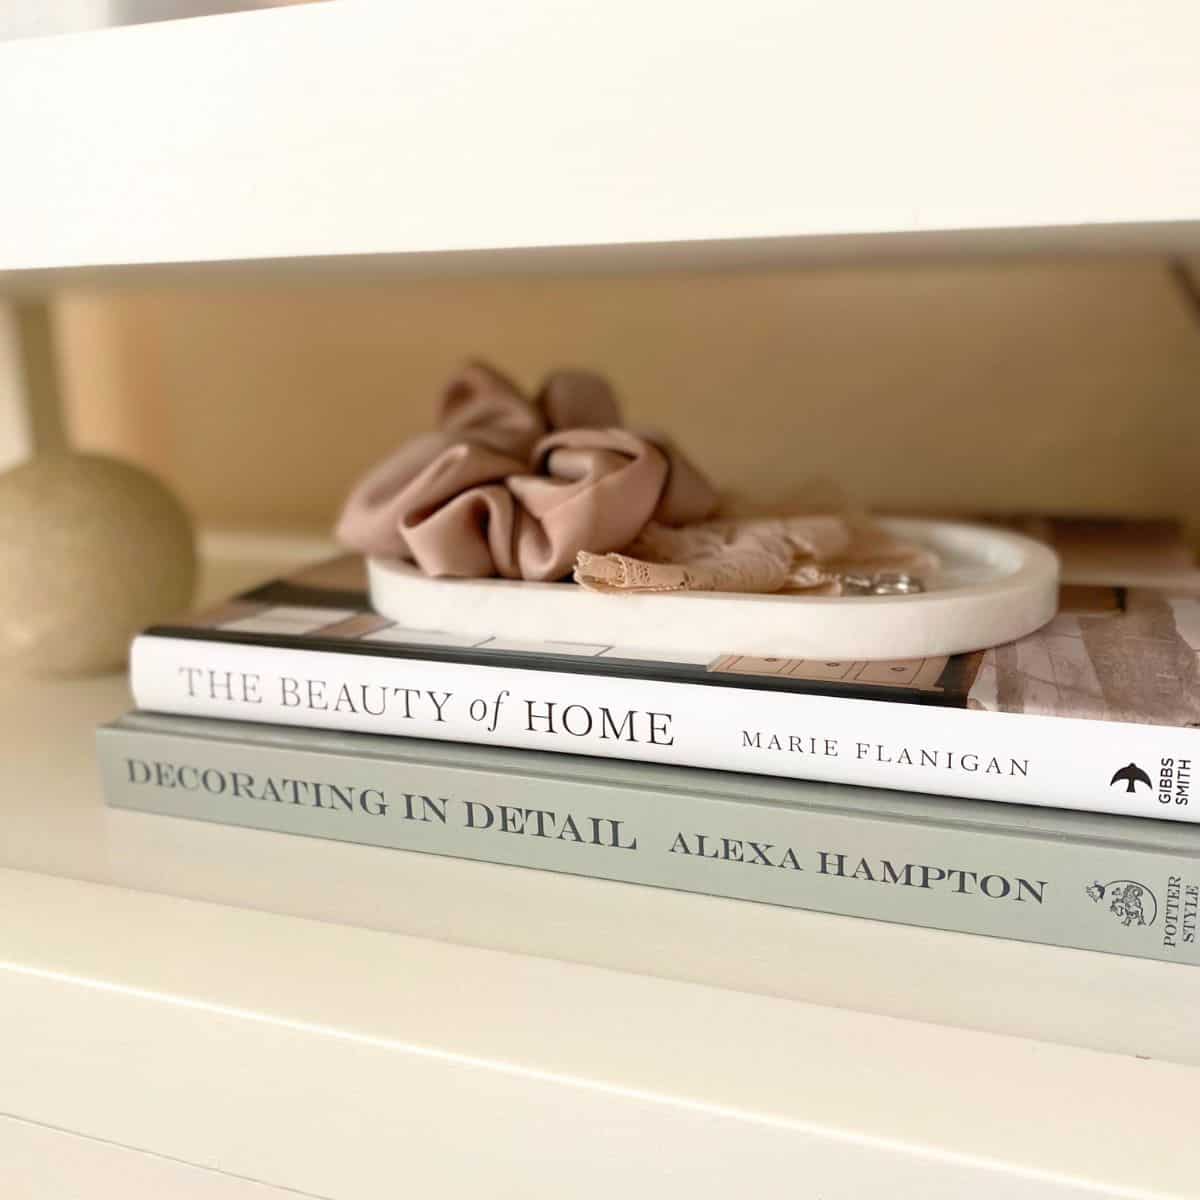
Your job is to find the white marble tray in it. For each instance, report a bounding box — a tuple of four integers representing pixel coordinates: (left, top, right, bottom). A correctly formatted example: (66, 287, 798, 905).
(367, 518, 1059, 661)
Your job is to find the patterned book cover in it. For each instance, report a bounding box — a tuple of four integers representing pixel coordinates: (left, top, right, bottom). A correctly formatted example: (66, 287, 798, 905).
(152, 517, 1200, 731)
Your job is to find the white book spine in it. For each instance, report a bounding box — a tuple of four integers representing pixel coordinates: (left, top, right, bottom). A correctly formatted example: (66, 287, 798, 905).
(130, 635, 1199, 822)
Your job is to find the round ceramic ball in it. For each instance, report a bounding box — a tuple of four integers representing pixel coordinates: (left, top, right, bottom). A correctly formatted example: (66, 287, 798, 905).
(0, 452, 196, 676)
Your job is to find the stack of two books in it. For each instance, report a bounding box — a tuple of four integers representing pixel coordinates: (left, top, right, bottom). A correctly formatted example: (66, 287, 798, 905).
(100, 518, 1200, 966)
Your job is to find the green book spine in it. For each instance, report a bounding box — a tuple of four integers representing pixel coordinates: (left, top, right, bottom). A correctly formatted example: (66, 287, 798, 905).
(97, 713, 1200, 966)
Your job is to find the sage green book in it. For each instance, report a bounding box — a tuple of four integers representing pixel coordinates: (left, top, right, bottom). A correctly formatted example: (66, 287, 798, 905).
(98, 712, 1200, 966)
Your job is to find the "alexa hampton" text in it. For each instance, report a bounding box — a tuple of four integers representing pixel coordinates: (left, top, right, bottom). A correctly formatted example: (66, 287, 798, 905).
(123, 757, 1048, 905)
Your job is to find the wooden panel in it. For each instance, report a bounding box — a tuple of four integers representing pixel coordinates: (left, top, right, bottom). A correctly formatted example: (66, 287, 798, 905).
(58, 259, 1200, 533)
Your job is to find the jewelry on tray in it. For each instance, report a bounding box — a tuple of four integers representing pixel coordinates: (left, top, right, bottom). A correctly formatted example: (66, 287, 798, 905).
(841, 572, 926, 596)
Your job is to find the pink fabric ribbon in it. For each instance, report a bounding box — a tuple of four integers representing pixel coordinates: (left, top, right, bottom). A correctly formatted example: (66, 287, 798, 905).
(335, 362, 719, 581)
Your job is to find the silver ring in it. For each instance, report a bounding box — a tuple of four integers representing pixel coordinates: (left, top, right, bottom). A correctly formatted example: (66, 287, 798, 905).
(841, 571, 926, 596)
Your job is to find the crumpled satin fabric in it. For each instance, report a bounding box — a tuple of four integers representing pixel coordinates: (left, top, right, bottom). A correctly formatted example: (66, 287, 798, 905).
(335, 362, 719, 582)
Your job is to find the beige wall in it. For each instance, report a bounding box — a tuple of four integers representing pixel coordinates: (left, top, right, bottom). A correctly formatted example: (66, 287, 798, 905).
(57, 257, 1200, 538)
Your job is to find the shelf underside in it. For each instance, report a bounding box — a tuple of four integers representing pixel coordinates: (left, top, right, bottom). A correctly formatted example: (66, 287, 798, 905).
(2, 1, 1198, 286)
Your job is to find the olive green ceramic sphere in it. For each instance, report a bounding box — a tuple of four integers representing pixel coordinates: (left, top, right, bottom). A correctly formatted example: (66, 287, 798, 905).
(0, 452, 195, 676)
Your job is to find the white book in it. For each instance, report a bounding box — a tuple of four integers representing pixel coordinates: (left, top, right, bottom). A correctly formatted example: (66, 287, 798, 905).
(130, 554, 1200, 822)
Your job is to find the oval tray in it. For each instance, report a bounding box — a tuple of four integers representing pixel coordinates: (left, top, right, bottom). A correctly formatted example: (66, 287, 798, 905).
(367, 518, 1059, 661)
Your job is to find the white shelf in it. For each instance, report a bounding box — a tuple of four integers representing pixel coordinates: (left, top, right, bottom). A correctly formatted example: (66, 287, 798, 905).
(0, 1113, 298, 1200)
(6, 867, 1199, 1200)
(1, 1, 1199, 287)
(2, 539, 1200, 1196)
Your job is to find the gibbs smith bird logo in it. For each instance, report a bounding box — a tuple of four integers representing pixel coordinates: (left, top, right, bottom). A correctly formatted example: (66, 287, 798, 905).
(1110, 763, 1153, 794)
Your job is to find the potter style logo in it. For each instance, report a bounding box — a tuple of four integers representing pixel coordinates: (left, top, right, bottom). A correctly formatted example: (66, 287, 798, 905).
(1086, 879, 1158, 928)
(1109, 763, 1153, 794)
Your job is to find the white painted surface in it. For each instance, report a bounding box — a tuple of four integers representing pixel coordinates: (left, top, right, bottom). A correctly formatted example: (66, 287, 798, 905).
(1, 869, 1197, 1199)
(0, 299, 70, 470)
(0, 1114, 305, 1200)
(0, 1, 1198, 283)
(2, 542, 1199, 1196)
(0, 304, 32, 471)
(0, 1, 283, 42)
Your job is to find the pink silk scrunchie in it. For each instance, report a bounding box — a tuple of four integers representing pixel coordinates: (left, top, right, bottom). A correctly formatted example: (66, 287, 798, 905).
(335, 361, 720, 582)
